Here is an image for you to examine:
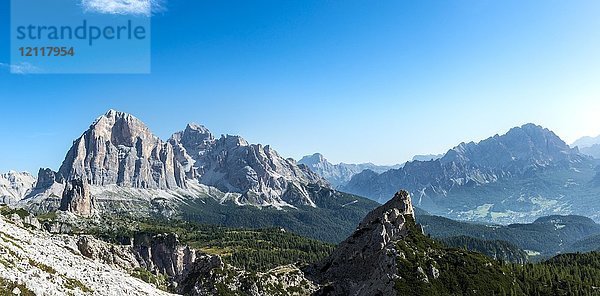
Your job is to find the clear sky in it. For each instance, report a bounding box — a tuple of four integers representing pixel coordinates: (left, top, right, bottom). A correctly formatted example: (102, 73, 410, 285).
(1, 0, 600, 173)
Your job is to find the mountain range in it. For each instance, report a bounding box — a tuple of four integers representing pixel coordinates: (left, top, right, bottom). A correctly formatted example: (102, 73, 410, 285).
(7, 110, 378, 242)
(297, 153, 402, 187)
(342, 123, 600, 224)
(0, 171, 35, 205)
(572, 134, 600, 159)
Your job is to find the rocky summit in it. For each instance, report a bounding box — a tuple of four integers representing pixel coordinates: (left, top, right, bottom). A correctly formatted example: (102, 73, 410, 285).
(313, 190, 415, 296)
(4, 110, 378, 244)
(58, 109, 187, 190)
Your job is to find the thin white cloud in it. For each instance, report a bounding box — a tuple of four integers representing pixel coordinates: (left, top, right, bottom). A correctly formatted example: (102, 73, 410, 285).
(80, 0, 165, 16)
(0, 62, 41, 74)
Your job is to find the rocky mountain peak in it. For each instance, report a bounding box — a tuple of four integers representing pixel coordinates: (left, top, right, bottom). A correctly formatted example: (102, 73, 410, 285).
(57, 110, 186, 190)
(298, 153, 403, 187)
(171, 124, 214, 148)
(314, 190, 416, 295)
(299, 153, 327, 166)
(168, 124, 329, 206)
(89, 109, 156, 147)
(358, 190, 414, 229)
(441, 123, 580, 169)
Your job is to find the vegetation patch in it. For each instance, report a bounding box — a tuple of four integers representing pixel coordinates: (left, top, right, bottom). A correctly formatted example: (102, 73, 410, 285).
(86, 217, 335, 272)
(28, 259, 57, 275)
(63, 276, 93, 293)
(131, 267, 169, 291)
(0, 277, 35, 296)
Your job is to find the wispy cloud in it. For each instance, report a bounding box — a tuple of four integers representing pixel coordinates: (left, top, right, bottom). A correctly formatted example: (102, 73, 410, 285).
(0, 62, 41, 74)
(80, 0, 166, 16)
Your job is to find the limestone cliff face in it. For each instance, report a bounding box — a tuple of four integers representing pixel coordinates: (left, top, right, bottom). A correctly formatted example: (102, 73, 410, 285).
(58, 109, 186, 190)
(60, 178, 95, 218)
(0, 171, 36, 204)
(314, 190, 416, 296)
(170, 124, 328, 207)
(133, 232, 200, 279)
(34, 168, 57, 190)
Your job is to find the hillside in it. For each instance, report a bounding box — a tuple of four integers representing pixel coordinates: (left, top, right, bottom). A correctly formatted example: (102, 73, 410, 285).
(417, 213, 600, 257)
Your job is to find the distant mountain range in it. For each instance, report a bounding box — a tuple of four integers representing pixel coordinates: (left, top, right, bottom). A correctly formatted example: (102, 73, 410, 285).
(298, 153, 402, 187)
(342, 123, 600, 224)
(572, 134, 600, 159)
(297, 153, 442, 187)
(7, 110, 378, 242)
(0, 171, 35, 205)
(411, 154, 443, 162)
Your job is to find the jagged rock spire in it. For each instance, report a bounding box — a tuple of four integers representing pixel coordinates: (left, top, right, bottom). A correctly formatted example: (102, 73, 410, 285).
(314, 190, 415, 296)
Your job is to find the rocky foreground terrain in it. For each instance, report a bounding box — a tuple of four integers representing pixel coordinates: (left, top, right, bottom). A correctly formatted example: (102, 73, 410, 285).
(0, 190, 423, 296)
(0, 212, 173, 295)
(4, 190, 600, 295)
(0, 209, 318, 296)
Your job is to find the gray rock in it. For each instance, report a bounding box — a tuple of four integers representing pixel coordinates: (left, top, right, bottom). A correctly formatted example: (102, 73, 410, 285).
(60, 178, 95, 217)
(133, 233, 198, 279)
(77, 235, 140, 271)
(34, 168, 57, 190)
(314, 190, 415, 296)
(170, 126, 330, 207)
(298, 153, 402, 187)
(58, 109, 187, 190)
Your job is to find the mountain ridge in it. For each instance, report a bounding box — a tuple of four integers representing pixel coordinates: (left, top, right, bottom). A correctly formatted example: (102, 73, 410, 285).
(7, 110, 378, 243)
(342, 123, 600, 223)
(298, 152, 402, 187)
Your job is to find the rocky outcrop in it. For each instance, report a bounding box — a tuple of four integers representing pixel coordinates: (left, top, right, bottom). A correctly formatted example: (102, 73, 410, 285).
(77, 235, 140, 271)
(74, 230, 315, 296)
(60, 178, 94, 218)
(58, 109, 187, 190)
(133, 232, 198, 278)
(0, 213, 172, 295)
(313, 190, 415, 296)
(34, 168, 58, 190)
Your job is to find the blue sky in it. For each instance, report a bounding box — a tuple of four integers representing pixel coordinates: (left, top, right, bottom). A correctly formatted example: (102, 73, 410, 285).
(1, 0, 600, 173)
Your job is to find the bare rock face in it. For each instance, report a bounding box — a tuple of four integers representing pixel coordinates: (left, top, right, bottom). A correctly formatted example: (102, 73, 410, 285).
(133, 232, 199, 278)
(77, 235, 140, 271)
(314, 190, 415, 296)
(60, 178, 95, 217)
(0, 171, 36, 204)
(58, 109, 187, 190)
(170, 125, 329, 207)
(34, 168, 57, 190)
